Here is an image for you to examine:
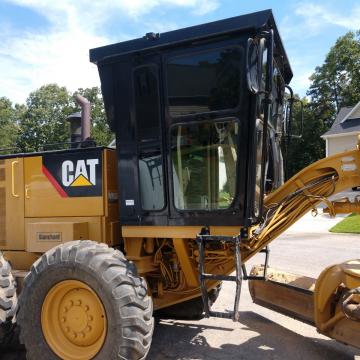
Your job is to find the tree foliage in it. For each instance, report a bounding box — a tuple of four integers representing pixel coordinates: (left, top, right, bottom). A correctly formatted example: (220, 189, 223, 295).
(307, 31, 360, 127)
(284, 30, 360, 178)
(16, 84, 72, 152)
(13, 84, 113, 152)
(0, 97, 20, 151)
(283, 98, 327, 178)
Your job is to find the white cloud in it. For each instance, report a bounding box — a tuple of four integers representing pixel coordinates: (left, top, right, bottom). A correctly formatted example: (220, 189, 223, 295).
(5, 0, 219, 26)
(280, 2, 360, 43)
(295, 3, 360, 30)
(0, 0, 219, 103)
(291, 71, 313, 97)
(0, 26, 109, 103)
(192, 0, 219, 16)
(283, 48, 322, 96)
(279, 2, 360, 96)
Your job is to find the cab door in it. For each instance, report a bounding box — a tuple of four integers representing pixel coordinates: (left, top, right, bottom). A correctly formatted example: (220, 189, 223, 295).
(115, 54, 168, 225)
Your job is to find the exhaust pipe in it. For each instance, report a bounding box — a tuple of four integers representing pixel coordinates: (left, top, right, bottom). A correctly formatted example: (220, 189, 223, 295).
(75, 94, 91, 141)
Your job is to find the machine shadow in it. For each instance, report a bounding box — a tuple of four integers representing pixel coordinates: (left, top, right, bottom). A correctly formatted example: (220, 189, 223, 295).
(1, 311, 357, 359)
(149, 311, 357, 360)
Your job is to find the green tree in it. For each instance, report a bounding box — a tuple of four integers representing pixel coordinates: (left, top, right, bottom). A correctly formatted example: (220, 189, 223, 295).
(16, 84, 73, 152)
(283, 98, 327, 178)
(284, 31, 360, 178)
(0, 97, 20, 151)
(15, 84, 112, 152)
(307, 31, 360, 127)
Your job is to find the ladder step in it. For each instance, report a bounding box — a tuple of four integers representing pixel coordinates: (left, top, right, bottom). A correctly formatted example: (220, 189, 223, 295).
(197, 235, 237, 243)
(245, 275, 266, 280)
(208, 311, 234, 319)
(201, 274, 238, 282)
(196, 231, 242, 322)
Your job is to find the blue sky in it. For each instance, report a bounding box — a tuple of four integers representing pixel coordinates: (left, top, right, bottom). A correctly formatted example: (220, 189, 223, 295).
(1, 0, 360, 104)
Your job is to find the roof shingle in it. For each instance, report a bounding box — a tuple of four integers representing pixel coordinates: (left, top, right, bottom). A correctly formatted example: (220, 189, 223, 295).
(322, 104, 360, 137)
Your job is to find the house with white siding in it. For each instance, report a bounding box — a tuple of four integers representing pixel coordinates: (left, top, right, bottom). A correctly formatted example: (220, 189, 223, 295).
(321, 102, 360, 156)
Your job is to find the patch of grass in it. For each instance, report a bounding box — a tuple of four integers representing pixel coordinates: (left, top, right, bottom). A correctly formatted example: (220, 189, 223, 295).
(330, 213, 360, 234)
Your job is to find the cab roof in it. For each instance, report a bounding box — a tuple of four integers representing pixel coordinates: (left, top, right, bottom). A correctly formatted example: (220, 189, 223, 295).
(90, 9, 293, 84)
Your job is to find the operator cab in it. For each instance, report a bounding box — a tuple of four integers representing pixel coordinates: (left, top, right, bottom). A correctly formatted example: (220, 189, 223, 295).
(90, 9, 293, 227)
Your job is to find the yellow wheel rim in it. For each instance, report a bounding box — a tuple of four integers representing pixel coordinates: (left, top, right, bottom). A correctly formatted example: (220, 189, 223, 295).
(41, 280, 107, 360)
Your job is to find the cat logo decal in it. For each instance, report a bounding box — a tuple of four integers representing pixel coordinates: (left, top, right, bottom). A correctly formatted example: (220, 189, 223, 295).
(42, 149, 102, 198)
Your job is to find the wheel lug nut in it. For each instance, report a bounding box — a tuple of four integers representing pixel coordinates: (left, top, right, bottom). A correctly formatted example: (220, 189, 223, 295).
(88, 315, 93, 321)
(86, 326, 92, 332)
(84, 305, 89, 311)
(75, 299, 81, 306)
(61, 317, 66, 323)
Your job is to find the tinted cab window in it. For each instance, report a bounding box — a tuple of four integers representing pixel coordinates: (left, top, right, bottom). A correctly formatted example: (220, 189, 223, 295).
(167, 48, 242, 116)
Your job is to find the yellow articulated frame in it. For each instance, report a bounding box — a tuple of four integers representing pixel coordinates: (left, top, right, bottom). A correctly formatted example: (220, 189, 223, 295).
(2, 251, 40, 270)
(242, 147, 360, 262)
(123, 235, 234, 310)
(315, 260, 360, 348)
(121, 147, 360, 310)
(173, 238, 198, 288)
(3, 143, 360, 344)
(323, 195, 360, 215)
(246, 144, 360, 347)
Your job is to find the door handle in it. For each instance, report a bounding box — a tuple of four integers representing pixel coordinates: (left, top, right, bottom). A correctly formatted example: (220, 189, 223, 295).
(25, 186, 31, 199)
(11, 160, 19, 198)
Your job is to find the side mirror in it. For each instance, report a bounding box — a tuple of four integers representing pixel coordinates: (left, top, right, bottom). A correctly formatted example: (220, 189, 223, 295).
(246, 38, 265, 94)
(283, 85, 303, 138)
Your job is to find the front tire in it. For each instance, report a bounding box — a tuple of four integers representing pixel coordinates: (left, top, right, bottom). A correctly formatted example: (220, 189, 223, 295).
(18, 240, 154, 360)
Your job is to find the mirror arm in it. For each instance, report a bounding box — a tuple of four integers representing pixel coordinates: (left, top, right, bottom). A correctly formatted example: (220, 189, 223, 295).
(265, 30, 274, 95)
(258, 29, 274, 218)
(284, 85, 304, 139)
(284, 85, 294, 138)
(246, 38, 258, 94)
(285, 85, 294, 99)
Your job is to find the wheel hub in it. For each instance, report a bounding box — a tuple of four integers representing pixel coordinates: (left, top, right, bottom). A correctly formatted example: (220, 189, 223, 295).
(41, 280, 107, 360)
(59, 288, 104, 346)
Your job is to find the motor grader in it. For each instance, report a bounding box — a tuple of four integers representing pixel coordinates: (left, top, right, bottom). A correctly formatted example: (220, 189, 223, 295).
(1, 9, 360, 360)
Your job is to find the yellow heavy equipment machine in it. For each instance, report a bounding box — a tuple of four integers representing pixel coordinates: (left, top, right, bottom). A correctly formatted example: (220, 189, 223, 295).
(0, 9, 360, 360)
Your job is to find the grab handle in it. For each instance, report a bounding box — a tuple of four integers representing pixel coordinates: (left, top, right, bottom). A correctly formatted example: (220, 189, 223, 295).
(11, 160, 19, 198)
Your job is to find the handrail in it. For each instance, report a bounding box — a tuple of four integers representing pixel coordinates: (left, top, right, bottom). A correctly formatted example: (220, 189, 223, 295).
(11, 160, 20, 198)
